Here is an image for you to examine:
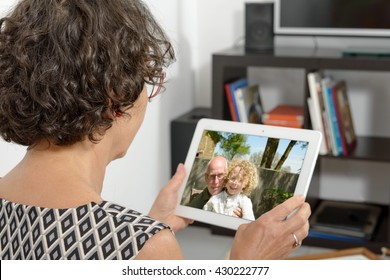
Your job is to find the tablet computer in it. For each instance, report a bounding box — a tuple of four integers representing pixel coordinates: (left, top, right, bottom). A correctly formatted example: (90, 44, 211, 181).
(175, 118, 322, 230)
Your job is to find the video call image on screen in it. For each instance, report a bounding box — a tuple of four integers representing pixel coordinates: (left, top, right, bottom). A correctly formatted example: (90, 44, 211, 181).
(180, 130, 309, 221)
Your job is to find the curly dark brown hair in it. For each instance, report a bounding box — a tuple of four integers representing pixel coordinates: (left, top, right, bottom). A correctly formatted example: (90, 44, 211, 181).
(0, 0, 175, 146)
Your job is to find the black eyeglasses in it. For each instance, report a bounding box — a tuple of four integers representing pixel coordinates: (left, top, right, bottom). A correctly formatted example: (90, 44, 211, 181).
(206, 173, 225, 181)
(148, 72, 166, 102)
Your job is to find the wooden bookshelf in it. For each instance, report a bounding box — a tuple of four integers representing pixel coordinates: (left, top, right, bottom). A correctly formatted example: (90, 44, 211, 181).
(211, 46, 390, 253)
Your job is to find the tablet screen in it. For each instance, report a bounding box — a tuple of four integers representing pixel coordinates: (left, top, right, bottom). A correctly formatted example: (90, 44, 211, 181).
(179, 129, 310, 221)
(175, 118, 321, 229)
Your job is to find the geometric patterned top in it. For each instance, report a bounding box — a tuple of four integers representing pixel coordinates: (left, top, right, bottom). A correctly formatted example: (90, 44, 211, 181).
(0, 199, 170, 260)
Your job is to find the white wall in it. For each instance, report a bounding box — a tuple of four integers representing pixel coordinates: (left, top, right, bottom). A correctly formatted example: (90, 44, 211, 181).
(1, 0, 389, 214)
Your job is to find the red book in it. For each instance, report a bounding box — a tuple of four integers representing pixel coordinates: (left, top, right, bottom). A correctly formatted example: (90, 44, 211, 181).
(331, 81, 357, 155)
(262, 105, 304, 123)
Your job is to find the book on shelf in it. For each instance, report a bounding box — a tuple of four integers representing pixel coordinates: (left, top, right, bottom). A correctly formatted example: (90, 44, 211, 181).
(331, 81, 357, 155)
(310, 200, 382, 240)
(322, 77, 344, 156)
(307, 97, 325, 150)
(233, 84, 264, 124)
(307, 71, 331, 155)
(262, 119, 303, 128)
(308, 230, 366, 242)
(224, 78, 248, 122)
(262, 104, 304, 128)
(307, 73, 357, 156)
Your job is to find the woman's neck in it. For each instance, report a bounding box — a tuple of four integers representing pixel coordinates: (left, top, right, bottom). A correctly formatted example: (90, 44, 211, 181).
(0, 139, 110, 208)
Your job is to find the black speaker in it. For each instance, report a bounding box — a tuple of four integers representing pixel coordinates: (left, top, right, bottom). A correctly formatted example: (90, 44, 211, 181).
(245, 2, 274, 51)
(170, 108, 211, 176)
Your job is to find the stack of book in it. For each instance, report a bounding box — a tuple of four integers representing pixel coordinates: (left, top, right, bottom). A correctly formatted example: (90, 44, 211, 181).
(262, 104, 304, 128)
(307, 71, 357, 156)
(224, 78, 264, 124)
(309, 200, 382, 242)
(224, 78, 304, 129)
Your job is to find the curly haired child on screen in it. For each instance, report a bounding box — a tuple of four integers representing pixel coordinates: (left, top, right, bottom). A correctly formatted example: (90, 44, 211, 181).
(203, 159, 258, 220)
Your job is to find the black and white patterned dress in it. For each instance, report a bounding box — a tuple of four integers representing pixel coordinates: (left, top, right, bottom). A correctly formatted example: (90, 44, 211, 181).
(0, 199, 170, 259)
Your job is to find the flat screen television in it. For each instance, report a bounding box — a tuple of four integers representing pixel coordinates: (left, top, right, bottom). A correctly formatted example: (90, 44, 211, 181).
(274, 0, 390, 37)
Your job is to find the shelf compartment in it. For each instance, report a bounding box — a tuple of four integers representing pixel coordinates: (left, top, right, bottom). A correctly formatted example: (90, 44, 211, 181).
(322, 136, 390, 162)
(211, 46, 390, 251)
(305, 200, 389, 254)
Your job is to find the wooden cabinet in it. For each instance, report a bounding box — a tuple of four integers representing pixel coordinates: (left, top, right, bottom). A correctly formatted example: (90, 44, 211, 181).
(211, 46, 390, 253)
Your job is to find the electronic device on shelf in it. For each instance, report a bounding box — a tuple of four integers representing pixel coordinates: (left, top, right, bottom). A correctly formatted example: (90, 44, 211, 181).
(274, 0, 390, 38)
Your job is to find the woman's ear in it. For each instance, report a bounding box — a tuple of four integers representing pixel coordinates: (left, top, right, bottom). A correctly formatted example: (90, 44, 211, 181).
(103, 97, 123, 120)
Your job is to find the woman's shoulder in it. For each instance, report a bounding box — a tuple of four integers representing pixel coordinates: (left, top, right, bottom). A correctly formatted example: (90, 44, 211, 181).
(0, 198, 172, 259)
(94, 201, 171, 233)
(0, 198, 170, 232)
(98, 201, 183, 259)
(135, 228, 183, 259)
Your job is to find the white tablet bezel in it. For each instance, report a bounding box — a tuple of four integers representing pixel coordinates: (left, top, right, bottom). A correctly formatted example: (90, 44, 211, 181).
(175, 118, 322, 230)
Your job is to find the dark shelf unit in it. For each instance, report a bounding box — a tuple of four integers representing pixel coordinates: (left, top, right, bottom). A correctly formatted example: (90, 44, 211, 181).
(212, 46, 390, 253)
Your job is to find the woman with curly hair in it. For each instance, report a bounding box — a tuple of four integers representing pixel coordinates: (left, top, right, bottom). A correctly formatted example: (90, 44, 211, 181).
(0, 0, 180, 260)
(0, 0, 311, 260)
(203, 159, 258, 220)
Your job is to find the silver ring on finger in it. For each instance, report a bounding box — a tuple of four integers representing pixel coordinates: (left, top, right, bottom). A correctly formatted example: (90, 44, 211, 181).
(292, 233, 301, 248)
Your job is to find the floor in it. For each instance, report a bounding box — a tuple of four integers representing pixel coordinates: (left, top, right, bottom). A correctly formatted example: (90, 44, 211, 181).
(176, 225, 390, 260)
(175, 225, 332, 260)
